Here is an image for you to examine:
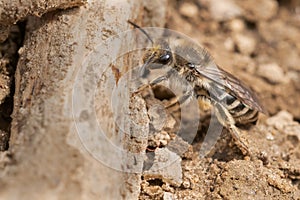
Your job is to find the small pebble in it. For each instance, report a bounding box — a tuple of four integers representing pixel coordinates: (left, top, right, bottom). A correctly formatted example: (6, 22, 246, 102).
(210, 0, 242, 21)
(266, 110, 294, 130)
(163, 192, 174, 200)
(148, 104, 167, 130)
(236, 0, 278, 21)
(143, 148, 182, 187)
(224, 38, 235, 51)
(266, 132, 275, 141)
(228, 18, 246, 32)
(179, 2, 198, 18)
(257, 63, 286, 84)
(234, 33, 257, 55)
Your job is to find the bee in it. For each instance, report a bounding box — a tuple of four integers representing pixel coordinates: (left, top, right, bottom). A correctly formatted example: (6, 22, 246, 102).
(128, 21, 266, 155)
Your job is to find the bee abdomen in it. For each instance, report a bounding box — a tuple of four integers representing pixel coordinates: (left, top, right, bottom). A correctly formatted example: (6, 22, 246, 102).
(212, 89, 259, 125)
(223, 94, 259, 125)
(195, 85, 259, 125)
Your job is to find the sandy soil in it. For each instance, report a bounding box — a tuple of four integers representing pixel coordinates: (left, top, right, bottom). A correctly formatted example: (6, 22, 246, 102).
(139, 0, 300, 199)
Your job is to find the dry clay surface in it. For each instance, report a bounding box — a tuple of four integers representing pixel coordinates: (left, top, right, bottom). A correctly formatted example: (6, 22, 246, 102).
(0, 0, 166, 199)
(0, 0, 86, 151)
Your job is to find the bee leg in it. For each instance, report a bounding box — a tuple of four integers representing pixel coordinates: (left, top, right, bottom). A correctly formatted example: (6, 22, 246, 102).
(149, 76, 168, 86)
(133, 84, 151, 94)
(133, 75, 168, 94)
(213, 103, 250, 156)
(228, 124, 250, 156)
(165, 89, 194, 109)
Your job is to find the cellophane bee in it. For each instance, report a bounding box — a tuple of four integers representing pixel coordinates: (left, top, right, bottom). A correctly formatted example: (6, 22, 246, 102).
(128, 21, 266, 155)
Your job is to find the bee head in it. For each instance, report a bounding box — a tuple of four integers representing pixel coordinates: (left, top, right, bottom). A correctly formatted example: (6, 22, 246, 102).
(140, 39, 173, 77)
(127, 21, 173, 76)
(143, 39, 173, 65)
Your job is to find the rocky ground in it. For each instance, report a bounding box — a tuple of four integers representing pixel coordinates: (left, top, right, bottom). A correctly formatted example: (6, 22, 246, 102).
(139, 0, 300, 199)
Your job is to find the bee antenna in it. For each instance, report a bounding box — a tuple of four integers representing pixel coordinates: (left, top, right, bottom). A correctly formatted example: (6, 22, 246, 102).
(127, 20, 154, 45)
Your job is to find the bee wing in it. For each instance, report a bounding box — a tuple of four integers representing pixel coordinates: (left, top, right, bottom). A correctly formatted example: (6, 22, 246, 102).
(194, 64, 267, 113)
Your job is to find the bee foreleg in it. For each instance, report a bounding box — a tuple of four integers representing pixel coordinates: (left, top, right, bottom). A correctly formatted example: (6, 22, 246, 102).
(134, 75, 169, 94)
(149, 75, 168, 86)
(149, 69, 174, 86)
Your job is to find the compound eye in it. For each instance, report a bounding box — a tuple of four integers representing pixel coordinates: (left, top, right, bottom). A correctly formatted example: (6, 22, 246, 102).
(188, 63, 195, 69)
(159, 53, 172, 64)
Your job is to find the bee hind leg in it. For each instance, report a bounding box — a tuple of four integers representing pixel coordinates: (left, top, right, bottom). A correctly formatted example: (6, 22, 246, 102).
(228, 124, 250, 156)
(214, 103, 250, 156)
